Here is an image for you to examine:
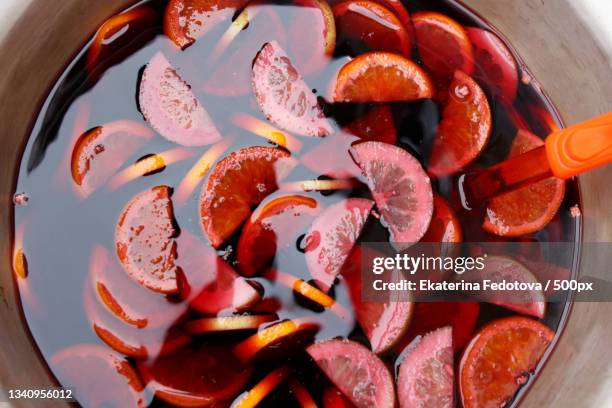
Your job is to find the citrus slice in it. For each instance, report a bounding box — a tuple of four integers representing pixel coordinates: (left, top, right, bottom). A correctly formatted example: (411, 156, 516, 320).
(90, 245, 188, 329)
(412, 11, 474, 85)
(351, 141, 434, 250)
(234, 319, 320, 363)
(333, 0, 410, 55)
(289, 379, 318, 408)
(304, 198, 374, 291)
(199, 146, 291, 248)
(428, 70, 491, 176)
(334, 52, 433, 102)
(466, 27, 518, 104)
(345, 105, 397, 144)
(237, 194, 318, 276)
(115, 185, 180, 294)
(371, 0, 411, 32)
(341, 247, 413, 354)
(397, 326, 454, 408)
(139, 52, 221, 146)
(51, 345, 144, 407)
(184, 314, 278, 335)
(459, 317, 555, 408)
(137, 340, 252, 407)
(70, 121, 153, 196)
(233, 366, 291, 408)
(252, 41, 333, 137)
(484, 130, 565, 236)
(164, 0, 248, 49)
(421, 194, 463, 242)
(323, 387, 354, 408)
(307, 339, 395, 408)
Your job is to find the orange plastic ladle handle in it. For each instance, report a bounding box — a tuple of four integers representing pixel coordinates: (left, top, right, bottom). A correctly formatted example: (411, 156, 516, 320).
(546, 112, 612, 179)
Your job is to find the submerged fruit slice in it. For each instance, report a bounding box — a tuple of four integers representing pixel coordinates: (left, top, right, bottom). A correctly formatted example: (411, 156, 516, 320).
(484, 130, 565, 236)
(137, 341, 252, 407)
(421, 195, 463, 242)
(323, 387, 354, 408)
(351, 142, 433, 249)
(334, 52, 433, 102)
(164, 0, 248, 49)
(428, 70, 491, 176)
(184, 314, 278, 335)
(307, 339, 395, 408)
(199, 146, 290, 248)
(237, 194, 318, 276)
(459, 317, 554, 408)
(139, 52, 221, 146)
(371, 0, 411, 31)
(397, 327, 454, 408)
(347, 105, 397, 144)
(234, 319, 319, 363)
(466, 27, 518, 104)
(51, 345, 144, 407)
(333, 0, 410, 55)
(71, 121, 153, 195)
(304, 198, 374, 291)
(289, 379, 318, 408)
(234, 366, 291, 408)
(252, 41, 332, 137)
(115, 186, 179, 294)
(412, 12, 474, 84)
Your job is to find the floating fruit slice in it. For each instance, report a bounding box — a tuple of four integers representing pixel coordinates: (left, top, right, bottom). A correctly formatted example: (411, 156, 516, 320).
(396, 301, 479, 353)
(421, 195, 463, 242)
(139, 52, 221, 146)
(307, 339, 395, 408)
(138, 340, 252, 407)
(233, 366, 291, 408)
(70, 121, 153, 195)
(351, 141, 433, 249)
(237, 194, 318, 276)
(164, 0, 248, 49)
(459, 317, 555, 408)
(484, 130, 565, 236)
(304, 198, 374, 291)
(466, 27, 518, 104)
(323, 387, 354, 408)
(397, 326, 454, 408)
(341, 247, 413, 354)
(333, 0, 410, 55)
(234, 319, 320, 363)
(252, 41, 333, 137)
(371, 0, 411, 32)
(51, 345, 144, 407)
(199, 146, 291, 248)
(90, 245, 187, 329)
(334, 52, 433, 102)
(345, 105, 397, 144)
(184, 314, 278, 335)
(115, 185, 179, 294)
(428, 70, 491, 176)
(412, 12, 474, 85)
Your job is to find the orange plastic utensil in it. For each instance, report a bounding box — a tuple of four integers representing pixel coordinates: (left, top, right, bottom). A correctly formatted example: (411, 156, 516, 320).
(460, 112, 612, 207)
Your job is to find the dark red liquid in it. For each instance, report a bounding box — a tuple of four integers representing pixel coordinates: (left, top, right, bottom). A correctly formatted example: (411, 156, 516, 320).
(12, 0, 581, 407)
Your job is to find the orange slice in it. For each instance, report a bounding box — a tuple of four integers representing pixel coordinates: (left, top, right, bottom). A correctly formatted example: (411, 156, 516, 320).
(421, 195, 463, 242)
(183, 314, 278, 335)
(233, 366, 291, 408)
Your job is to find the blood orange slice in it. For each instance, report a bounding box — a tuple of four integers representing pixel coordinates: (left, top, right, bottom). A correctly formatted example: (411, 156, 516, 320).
(459, 317, 554, 408)
(164, 0, 248, 49)
(304, 198, 374, 291)
(139, 52, 221, 146)
(334, 52, 433, 102)
(115, 185, 179, 294)
(346, 105, 397, 144)
(184, 314, 278, 335)
(199, 146, 291, 248)
(428, 70, 491, 176)
(412, 12, 474, 85)
(421, 195, 463, 242)
(137, 341, 252, 407)
(333, 0, 410, 55)
(252, 41, 332, 137)
(70, 121, 153, 196)
(371, 0, 411, 32)
(484, 130, 565, 236)
(51, 345, 144, 407)
(466, 27, 518, 104)
(307, 339, 395, 408)
(397, 326, 454, 408)
(351, 141, 433, 250)
(237, 194, 319, 276)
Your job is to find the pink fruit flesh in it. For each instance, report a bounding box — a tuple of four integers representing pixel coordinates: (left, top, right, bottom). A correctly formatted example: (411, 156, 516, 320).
(350, 141, 433, 250)
(139, 52, 221, 146)
(307, 339, 395, 408)
(397, 326, 454, 408)
(252, 41, 333, 137)
(305, 198, 374, 292)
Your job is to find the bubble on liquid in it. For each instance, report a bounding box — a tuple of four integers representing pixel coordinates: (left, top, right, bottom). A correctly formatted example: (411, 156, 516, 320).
(13, 192, 29, 206)
(570, 204, 581, 218)
(454, 84, 470, 100)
